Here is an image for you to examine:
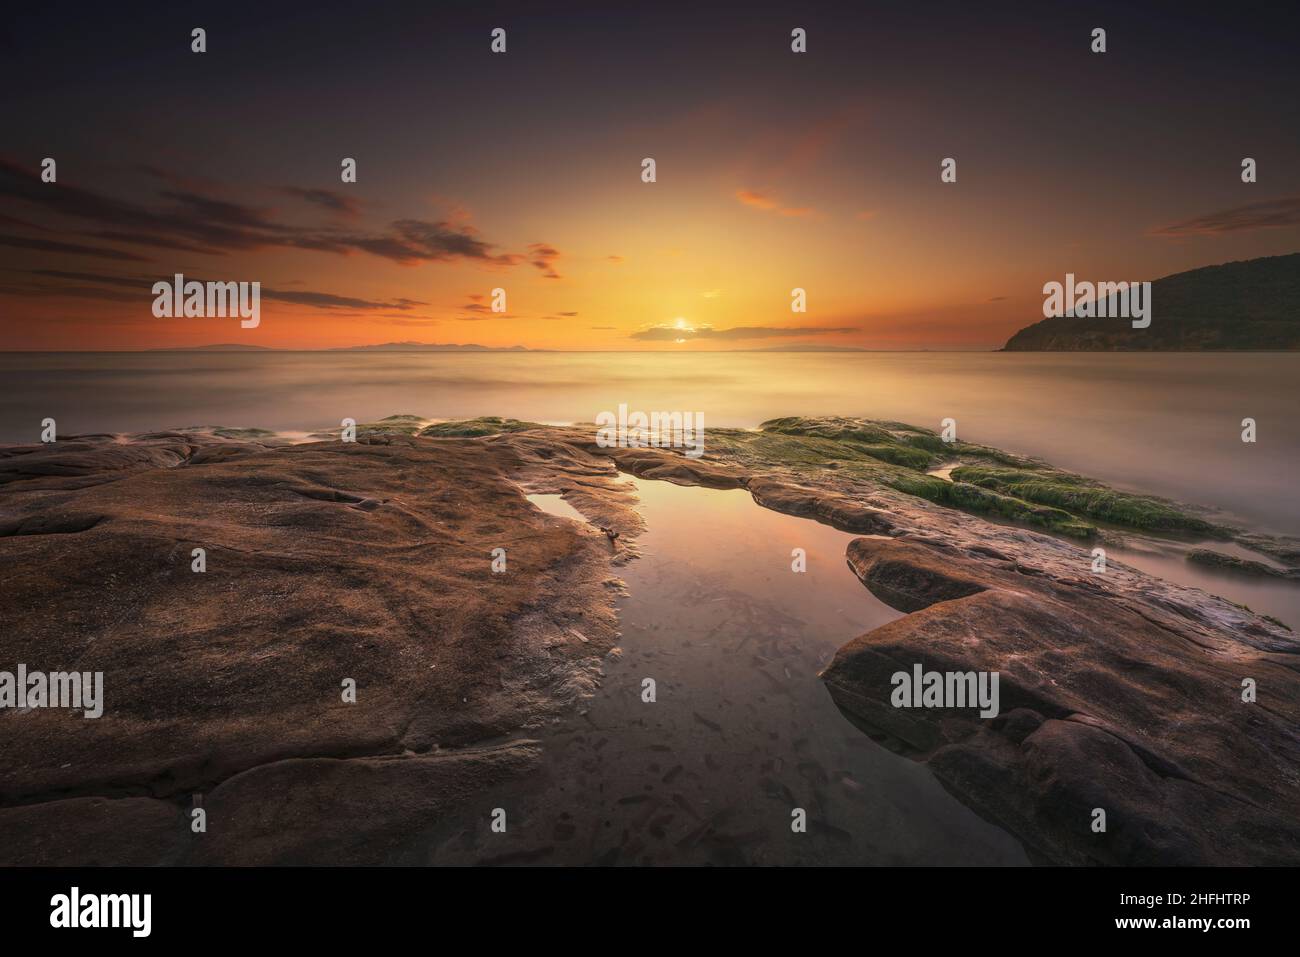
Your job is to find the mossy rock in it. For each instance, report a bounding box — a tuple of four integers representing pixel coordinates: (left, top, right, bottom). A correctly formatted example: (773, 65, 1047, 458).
(950, 466, 1218, 534)
(420, 417, 538, 437)
(209, 427, 277, 440)
(899, 432, 950, 454)
(355, 415, 428, 436)
(954, 466, 1074, 486)
(885, 472, 1097, 538)
(759, 416, 899, 445)
(1186, 549, 1286, 578)
(679, 416, 1219, 541)
(841, 441, 934, 470)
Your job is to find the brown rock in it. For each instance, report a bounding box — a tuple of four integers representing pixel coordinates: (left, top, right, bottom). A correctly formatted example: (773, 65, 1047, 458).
(0, 431, 631, 863)
(822, 536, 1300, 865)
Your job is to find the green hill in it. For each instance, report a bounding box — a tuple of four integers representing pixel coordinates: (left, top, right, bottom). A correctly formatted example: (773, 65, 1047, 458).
(1002, 253, 1300, 351)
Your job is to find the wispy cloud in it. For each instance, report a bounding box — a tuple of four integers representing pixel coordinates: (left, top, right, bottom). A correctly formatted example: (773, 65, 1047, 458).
(1151, 196, 1300, 236)
(735, 189, 814, 217)
(527, 243, 562, 278)
(262, 289, 424, 311)
(282, 187, 362, 218)
(0, 234, 149, 261)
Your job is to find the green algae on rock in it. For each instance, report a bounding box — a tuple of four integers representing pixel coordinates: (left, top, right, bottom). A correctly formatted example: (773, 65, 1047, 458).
(420, 416, 539, 437)
(950, 465, 1221, 535)
(737, 417, 1211, 540)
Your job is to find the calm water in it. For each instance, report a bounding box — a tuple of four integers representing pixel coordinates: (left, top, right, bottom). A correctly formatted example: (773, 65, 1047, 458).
(422, 481, 1029, 865)
(3, 351, 1297, 537)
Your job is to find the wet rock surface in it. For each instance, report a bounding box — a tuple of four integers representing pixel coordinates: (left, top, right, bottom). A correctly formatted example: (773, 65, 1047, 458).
(2, 416, 1297, 864)
(0, 429, 633, 863)
(822, 537, 1300, 865)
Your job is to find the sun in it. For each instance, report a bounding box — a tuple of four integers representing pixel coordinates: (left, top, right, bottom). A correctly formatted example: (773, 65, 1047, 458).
(673, 317, 689, 330)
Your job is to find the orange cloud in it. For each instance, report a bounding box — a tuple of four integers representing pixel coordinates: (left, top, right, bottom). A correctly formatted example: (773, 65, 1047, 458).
(735, 189, 814, 217)
(527, 243, 562, 279)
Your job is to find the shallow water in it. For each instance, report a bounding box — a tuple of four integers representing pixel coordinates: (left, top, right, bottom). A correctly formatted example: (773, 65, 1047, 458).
(1105, 539, 1298, 629)
(422, 479, 1029, 865)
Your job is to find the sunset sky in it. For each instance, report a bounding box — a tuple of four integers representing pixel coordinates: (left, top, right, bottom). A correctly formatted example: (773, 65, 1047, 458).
(2, 0, 1298, 351)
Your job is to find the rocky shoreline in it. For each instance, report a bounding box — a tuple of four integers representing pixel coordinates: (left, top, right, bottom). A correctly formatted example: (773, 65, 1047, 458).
(1, 416, 1297, 864)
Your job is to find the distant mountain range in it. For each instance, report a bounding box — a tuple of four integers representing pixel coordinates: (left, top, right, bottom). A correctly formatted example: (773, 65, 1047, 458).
(150, 343, 276, 351)
(331, 342, 532, 352)
(1002, 253, 1300, 351)
(153, 342, 866, 354)
(153, 342, 535, 352)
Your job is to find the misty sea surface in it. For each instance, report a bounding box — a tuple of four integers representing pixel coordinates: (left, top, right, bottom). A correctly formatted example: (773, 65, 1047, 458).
(4, 350, 1297, 536)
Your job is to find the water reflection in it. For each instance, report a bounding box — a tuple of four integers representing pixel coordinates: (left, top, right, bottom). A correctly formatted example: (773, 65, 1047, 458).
(425, 479, 1029, 865)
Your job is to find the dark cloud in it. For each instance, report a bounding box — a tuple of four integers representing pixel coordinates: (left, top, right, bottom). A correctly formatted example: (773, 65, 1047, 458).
(374, 219, 521, 266)
(1151, 196, 1300, 236)
(282, 187, 362, 217)
(0, 211, 42, 229)
(29, 269, 140, 287)
(0, 280, 140, 302)
(82, 229, 223, 255)
(0, 158, 257, 253)
(261, 289, 423, 311)
(0, 158, 544, 269)
(630, 324, 857, 341)
(158, 190, 276, 230)
(0, 234, 149, 261)
(12, 267, 424, 313)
